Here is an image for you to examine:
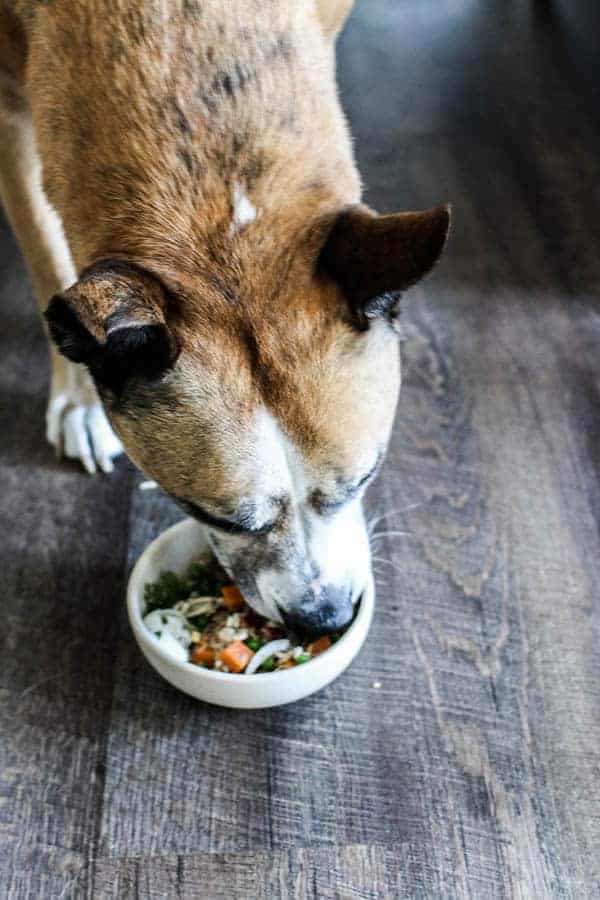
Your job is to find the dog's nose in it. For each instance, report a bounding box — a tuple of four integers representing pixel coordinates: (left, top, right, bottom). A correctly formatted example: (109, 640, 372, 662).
(280, 584, 355, 636)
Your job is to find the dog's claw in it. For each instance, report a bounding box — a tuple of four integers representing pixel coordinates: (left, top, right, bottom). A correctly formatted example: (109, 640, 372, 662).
(46, 393, 69, 450)
(87, 403, 123, 473)
(62, 405, 97, 474)
(46, 370, 124, 474)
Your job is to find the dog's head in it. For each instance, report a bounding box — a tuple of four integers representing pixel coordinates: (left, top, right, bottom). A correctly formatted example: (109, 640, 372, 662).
(46, 203, 449, 633)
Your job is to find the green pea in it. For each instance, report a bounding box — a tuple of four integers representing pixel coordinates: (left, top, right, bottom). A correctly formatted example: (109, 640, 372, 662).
(245, 636, 263, 652)
(259, 655, 277, 672)
(295, 653, 311, 665)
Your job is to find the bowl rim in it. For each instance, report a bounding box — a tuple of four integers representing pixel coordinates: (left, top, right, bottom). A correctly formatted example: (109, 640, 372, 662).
(127, 517, 374, 685)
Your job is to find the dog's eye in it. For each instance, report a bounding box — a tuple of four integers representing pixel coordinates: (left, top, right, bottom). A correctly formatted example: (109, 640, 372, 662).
(311, 459, 381, 515)
(313, 496, 347, 517)
(174, 497, 275, 536)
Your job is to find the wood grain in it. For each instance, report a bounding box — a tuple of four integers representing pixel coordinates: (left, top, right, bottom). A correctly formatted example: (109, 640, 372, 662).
(2, 1, 600, 897)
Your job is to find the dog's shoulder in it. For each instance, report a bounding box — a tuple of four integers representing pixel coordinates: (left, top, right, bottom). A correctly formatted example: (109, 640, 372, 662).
(16, 1, 360, 275)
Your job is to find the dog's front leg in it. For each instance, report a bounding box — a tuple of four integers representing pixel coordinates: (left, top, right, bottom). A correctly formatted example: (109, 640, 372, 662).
(45, 356, 123, 474)
(315, 0, 355, 39)
(0, 109, 123, 473)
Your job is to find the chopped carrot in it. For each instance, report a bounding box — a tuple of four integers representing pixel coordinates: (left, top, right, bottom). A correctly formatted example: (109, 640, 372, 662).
(306, 636, 332, 656)
(220, 640, 254, 673)
(190, 643, 216, 667)
(221, 584, 245, 611)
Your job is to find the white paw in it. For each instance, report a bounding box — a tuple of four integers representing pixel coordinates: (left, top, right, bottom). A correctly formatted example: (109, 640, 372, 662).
(46, 362, 124, 474)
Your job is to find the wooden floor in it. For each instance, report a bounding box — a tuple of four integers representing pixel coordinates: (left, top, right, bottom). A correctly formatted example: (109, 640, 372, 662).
(2, 2, 600, 897)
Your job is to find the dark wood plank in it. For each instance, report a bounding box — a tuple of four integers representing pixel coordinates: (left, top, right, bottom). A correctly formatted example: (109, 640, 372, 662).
(0, 215, 136, 897)
(2, 1, 600, 898)
(88, 844, 447, 900)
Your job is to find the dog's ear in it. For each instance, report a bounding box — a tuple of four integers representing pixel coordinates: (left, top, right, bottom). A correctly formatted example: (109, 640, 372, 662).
(319, 203, 450, 325)
(45, 261, 179, 393)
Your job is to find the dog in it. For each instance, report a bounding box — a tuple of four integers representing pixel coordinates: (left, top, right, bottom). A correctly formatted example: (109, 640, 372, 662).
(0, 0, 449, 632)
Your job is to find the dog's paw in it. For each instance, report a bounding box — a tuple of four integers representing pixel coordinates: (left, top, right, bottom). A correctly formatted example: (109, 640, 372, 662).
(47, 399, 124, 474)
(46, 361, 124, 474)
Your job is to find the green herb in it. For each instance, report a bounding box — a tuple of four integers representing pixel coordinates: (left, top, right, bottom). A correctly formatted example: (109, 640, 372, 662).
(144, 560, 230, 616)
(185, 562, 226, 597)
(144, 559, 337, 674)
(258, 655, 277, 672)
(189, 614, 211, 631)
(245, 635, 264, 652)
(144, 570, 189, 613)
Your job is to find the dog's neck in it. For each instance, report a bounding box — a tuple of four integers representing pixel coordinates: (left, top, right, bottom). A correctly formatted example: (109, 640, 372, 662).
(36, 2, 361, 288)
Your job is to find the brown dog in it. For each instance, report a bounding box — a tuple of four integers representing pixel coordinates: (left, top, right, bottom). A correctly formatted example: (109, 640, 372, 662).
(0, 0, 449, 631)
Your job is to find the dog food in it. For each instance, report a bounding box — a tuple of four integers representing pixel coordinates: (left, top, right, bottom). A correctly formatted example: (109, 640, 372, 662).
(142, 560, 339, 673)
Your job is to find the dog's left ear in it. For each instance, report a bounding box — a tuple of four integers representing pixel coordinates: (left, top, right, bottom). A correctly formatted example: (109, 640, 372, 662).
(319, 203, 451, 324)
(45, 260, 179, 393)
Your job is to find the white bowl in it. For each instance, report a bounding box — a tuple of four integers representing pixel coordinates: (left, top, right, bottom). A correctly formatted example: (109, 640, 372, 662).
(127, 518, 375, 709)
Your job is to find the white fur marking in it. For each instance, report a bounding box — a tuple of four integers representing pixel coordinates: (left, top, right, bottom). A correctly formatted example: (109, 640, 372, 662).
(253, 568, 289, 623)
(231, 181, 257, 233)
(86, 403, 124, 472)
(47, 392, 123, 474)
(250, 408, 291, 525)
(306, 499, 369, 588)
(253, 410, 371, 599)
(46, 361, 123, 474)
(212, 408, 372, 619)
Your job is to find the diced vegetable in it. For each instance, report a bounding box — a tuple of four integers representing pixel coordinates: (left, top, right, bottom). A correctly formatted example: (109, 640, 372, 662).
(186, 561, 226, 597)
(245, 635, 264, 652)
(258, 656, 276, 672)
(144, 571, 190, 613)
(221, 584, 245, 611)
(245, 639, 291, 675)
(178, 596, 218, 617)
(189, 613, 211, 631)
(190, 644, 216, 667)
(306, 636, 332, 656)
(144, 563, 228, 615)
(143, 561, 344, 672)
(219, 640, 254, 673)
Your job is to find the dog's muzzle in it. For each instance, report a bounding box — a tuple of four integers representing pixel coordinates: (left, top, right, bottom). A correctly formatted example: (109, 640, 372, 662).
(278, 583, 355, 636)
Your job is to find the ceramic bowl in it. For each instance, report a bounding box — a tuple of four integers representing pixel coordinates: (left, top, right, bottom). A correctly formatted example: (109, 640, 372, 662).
(127, 518, 375, 709)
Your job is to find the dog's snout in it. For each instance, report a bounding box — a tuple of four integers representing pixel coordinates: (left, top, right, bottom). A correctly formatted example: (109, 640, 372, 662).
(280, 584, 355, 636)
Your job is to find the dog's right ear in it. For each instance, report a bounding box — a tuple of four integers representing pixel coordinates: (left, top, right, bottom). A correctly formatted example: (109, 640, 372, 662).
(45, 260, 179, 393)
(318, 203, 451, 326)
